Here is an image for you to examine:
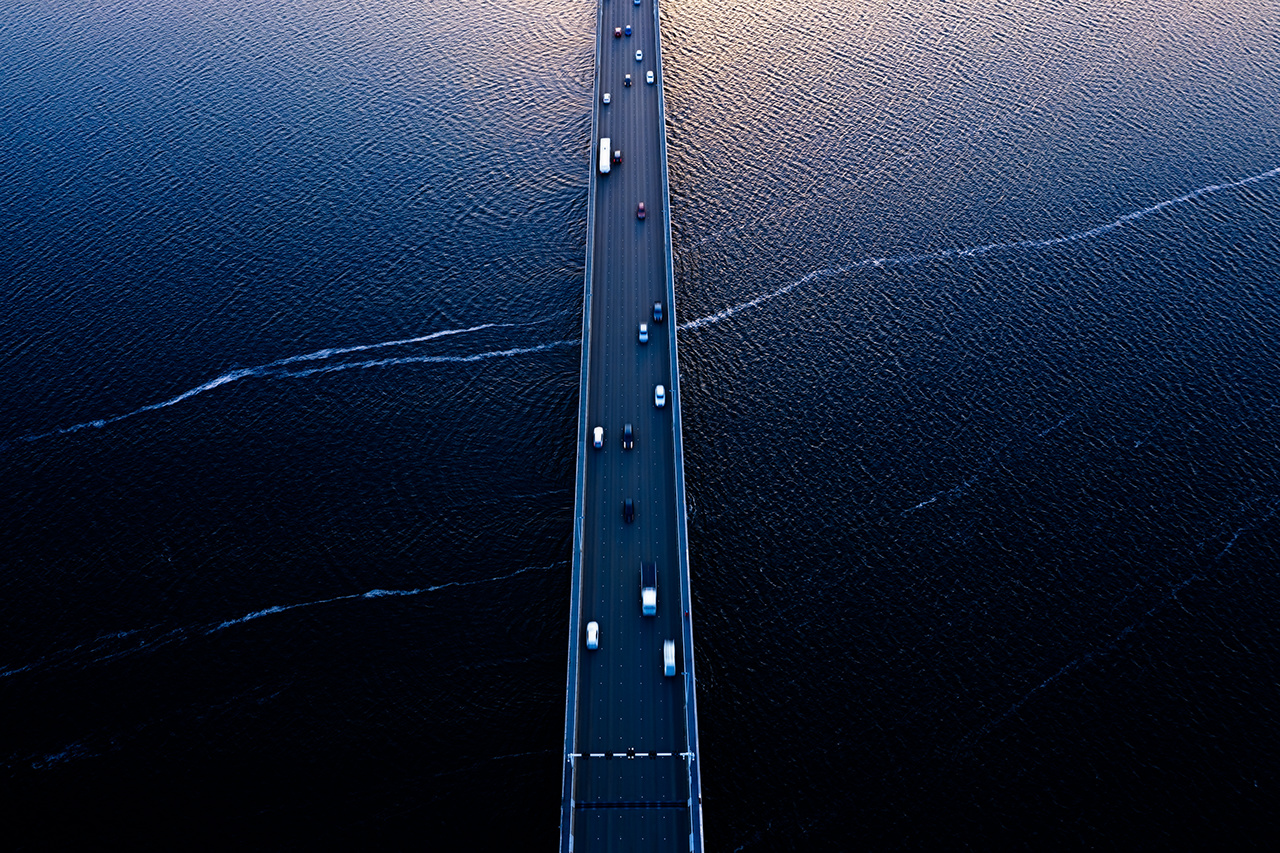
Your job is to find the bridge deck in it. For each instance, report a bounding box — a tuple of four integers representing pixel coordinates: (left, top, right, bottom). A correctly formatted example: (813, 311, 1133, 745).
(560, 2, 703, 851)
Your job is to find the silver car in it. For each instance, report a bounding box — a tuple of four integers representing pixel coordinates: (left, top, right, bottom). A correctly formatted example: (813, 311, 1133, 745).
(654, 384, 666, 408)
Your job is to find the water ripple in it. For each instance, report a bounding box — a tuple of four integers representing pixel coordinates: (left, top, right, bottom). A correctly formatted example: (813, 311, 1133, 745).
(6, 317, 575, 447)
(0, 561, 566, 682)
(957, 495, 1280, 750)
(679, 165, 1280, 332)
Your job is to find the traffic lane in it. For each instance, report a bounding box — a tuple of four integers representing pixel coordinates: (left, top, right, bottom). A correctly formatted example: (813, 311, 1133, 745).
(580, 464, 639, 754)
(594, 234, 673, 669)
(642, 397, 683, 747)
(597, 424, 661, 696)
(575, 793, 689, 852)
(604, 228, 666, 430)
(577, 760, 680, 805)
(604, 6, 650, 53)
(576, 753, 682, 806)
(582, 558, 653, 762)
(575, 397, 682, 740)
(601, 41, 659, 188)
(594, 319, 641, 651)
(611, 403, 681, 758)
(577, 39, 678, 781)
(602, 5, 657, 109)
(578, 286, 646, 750)
(573, 421, 686, 782)
(610, 161, 662, 346)
(580, 320, 669, 614)
(579, 371, 673, 732)
(604, 23, 645, 126)
(608, 38, 658, 189)
(581, 263, 641, 685)
(576, 440, 614, 751)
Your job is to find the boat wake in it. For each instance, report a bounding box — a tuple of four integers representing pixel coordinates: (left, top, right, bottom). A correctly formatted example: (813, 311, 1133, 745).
(955, 495, 1280, 751)
(0, 561, 566, 682)
(8, 318, 577, 447)
(680, 165, 1280, 331)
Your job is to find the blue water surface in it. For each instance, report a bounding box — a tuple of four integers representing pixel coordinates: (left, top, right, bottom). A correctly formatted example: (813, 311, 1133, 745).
(2, 0, 1278, 848)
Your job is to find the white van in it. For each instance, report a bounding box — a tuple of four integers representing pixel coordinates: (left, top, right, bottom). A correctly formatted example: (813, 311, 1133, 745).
(663, 639, 675, 676)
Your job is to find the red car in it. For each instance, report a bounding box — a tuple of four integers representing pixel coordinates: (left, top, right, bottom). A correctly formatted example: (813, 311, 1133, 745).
(614, 27, 622, 38)
(636, 202, 646, 220)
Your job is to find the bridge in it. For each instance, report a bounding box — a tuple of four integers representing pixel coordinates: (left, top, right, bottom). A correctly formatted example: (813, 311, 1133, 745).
(559, 1, 704, 850)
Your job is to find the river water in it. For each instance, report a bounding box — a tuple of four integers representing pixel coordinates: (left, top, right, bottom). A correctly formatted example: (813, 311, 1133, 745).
(2, 0, 1278, 848)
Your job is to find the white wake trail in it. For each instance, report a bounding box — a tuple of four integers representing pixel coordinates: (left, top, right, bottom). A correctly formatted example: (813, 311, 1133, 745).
(958, 495, 1280, 750)
(272, 321, 516, 365)
(11, 318, 567, 445)
(18, 366, 269, 444)
(681, 165, 1280, 332)
(209, 560, 566, 632)
(0, 562, 567, 681)
(275, 338, 580, 379)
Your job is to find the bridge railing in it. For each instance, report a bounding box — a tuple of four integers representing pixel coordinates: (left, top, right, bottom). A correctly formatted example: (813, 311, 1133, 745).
(652, 0, 705, 849)
(558, 2, 605, 849)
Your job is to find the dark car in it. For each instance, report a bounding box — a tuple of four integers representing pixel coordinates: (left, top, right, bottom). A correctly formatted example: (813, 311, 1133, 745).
(623, 498, 635, 523)
(625, 25, 633, 36)
(624, 74, 632, 87)
(636, 202, 646, 219)
(614, 27, 622, 38)
(622, 423, 634, 450)
(612, 149, 622, 165)
(652, 301, 663, 323)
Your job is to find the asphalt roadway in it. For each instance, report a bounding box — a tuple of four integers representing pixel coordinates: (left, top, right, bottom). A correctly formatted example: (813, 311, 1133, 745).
(566, 1, 693, 849)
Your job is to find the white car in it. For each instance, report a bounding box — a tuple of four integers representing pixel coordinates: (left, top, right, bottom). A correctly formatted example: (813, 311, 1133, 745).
(646, 71, 654, 85)
(654, 384, 666, 408)
(593, 426, 604, 448)
(587, 621, 599, 650)
(663, 639, 675, 676)
(602, 92, 610, 104)
(635, 50, 643, 61)
(638, 322, 648, 343)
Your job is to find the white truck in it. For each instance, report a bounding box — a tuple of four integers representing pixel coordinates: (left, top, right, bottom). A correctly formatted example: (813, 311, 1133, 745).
(640, 561, 657, 616)
(598, 137, 611, 175)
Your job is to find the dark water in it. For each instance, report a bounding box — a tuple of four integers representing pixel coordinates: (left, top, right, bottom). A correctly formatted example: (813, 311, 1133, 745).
(2, 0, 1278, 848)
